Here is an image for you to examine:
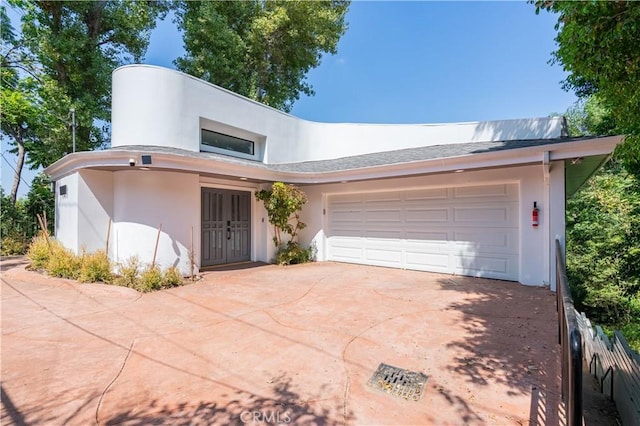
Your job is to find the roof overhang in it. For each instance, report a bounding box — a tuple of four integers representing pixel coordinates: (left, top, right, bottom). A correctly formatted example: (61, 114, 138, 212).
(565, 154, 611, 197)
(45, 135, 623, 189)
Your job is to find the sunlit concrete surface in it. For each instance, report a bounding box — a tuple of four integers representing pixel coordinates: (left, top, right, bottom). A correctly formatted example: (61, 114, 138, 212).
(1, 258, 561, 425)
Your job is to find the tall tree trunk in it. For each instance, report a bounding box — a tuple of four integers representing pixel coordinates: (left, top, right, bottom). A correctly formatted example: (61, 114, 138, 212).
(10, 141, 25, 204)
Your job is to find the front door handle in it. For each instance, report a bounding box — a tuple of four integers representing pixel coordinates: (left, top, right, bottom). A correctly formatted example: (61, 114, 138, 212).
(227, 220, 231, 240)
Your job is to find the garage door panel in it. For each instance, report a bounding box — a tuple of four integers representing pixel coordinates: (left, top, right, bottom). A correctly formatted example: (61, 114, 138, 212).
(329, 210, 360, 220)
(364, 230, 403, 239)
(453, 254, 518, 279)
(405, 208, 449, 222)
(328, 228, 362, 238)
(454, 206, 512, 223)
(453, 230, 518, 254)
(405, 230, 449, 243)
(327, 183, 520, 281)
(405, 240, 450, 253)
(364, 209, 402, 222)
(405, 251, 450, 270)
(365, 248, 403, 265)
(330, 245, 364, 261)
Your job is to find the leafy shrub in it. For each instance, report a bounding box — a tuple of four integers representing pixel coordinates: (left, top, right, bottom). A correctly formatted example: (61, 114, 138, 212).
(618, 321, 640, 354)
(163, 266, 183, 287)
(27, 234, 54, 270)
(46, 244, 81, 279)
(78, 250, 113, 283)
(276, 241, 314, 265)
(255, 182, 308, 248)
(256, 182, 314, 266)
(114, 256, 141, 288)
(1, 235, 29, 256)
(138, 266, 163, 292)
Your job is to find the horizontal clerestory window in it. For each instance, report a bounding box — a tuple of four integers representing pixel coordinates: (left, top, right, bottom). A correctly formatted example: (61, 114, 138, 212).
(201, 129, 254, 156)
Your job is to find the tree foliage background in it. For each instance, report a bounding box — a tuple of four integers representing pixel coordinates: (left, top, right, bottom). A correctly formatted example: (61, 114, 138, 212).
(1, 1, 168, 202)
(536, 1, 640, 348)
(174, 0, 349, 112)
(563, 99, 640, 348)
(536, 0, 640, 175)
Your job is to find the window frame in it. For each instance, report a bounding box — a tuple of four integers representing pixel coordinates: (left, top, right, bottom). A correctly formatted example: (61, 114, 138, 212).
(200, 129, 255, 157)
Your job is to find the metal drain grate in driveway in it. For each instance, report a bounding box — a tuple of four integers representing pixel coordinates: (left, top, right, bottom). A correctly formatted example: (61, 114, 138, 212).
(367, 363, 428, 401)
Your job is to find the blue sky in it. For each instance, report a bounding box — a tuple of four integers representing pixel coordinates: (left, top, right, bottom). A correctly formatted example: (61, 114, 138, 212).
(3, 1, 574, 198)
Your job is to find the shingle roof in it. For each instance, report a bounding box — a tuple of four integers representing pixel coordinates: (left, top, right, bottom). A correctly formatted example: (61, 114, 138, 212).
(112, 136, 599, 174)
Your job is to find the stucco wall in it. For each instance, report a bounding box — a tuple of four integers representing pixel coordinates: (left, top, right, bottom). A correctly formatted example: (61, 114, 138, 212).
(549, 161, 566, 291)
(54, 173, 79, 251)
(77, 170, 113, 254)
(112, 170, 200, 274)
(111, 65, 566, 164)
(299, 164, 557, 286)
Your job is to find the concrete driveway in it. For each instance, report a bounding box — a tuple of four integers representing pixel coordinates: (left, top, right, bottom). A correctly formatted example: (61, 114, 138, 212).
(1, 258, 561, 425)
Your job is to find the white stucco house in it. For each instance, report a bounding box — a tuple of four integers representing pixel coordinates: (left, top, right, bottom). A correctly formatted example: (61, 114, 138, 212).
(45, 65, 622, 289)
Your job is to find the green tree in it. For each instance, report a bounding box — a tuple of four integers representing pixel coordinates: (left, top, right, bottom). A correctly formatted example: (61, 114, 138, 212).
(562, 98, 640, 349)
(566, 163, 640, 323)
(174, 0, 349, 112)
(1, 187, 29, 255)
(534, 1, 640, 175)
(1, 1, 168, 201)
(0, 76, 41, 203)
(563, 95, 615, 138)
(25, 172, 54, 233)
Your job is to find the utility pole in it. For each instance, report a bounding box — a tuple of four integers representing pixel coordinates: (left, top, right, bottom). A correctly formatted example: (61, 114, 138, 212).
(70, 108, 76, 153)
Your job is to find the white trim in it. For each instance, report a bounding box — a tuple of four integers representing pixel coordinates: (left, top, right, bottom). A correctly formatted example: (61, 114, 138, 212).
(200, 144, 258, 161)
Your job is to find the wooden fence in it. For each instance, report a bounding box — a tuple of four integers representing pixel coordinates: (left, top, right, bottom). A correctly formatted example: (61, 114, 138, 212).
(576, 311, 640, 425)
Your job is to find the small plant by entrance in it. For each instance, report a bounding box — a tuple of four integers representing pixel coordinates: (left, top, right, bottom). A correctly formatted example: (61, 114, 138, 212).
(255, 182, 314, 265)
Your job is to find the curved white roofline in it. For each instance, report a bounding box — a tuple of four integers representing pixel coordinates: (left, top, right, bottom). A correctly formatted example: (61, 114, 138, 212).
(111, 65, 568, 164)
(113, 64, 565, 128)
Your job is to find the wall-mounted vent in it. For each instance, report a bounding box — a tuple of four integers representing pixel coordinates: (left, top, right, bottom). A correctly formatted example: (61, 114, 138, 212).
(59, 185, 67, 196)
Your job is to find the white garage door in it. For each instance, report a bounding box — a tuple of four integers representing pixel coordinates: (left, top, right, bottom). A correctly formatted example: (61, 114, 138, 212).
(327, 184, 519, 281)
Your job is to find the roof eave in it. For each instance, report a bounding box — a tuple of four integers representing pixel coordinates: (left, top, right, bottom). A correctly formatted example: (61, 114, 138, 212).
(44, 135, 624, 184)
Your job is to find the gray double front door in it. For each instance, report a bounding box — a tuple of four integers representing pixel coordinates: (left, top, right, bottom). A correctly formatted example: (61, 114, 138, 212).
(201, 188, 251, 267)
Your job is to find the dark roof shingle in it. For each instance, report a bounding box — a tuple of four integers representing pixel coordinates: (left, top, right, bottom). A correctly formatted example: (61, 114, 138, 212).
(112, 136, 597, 174)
